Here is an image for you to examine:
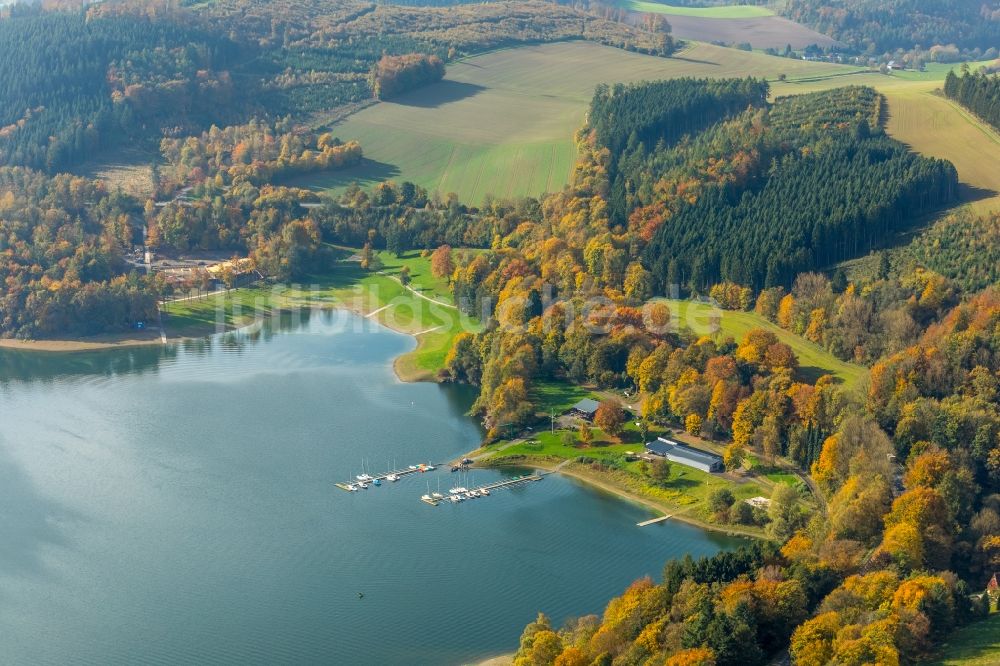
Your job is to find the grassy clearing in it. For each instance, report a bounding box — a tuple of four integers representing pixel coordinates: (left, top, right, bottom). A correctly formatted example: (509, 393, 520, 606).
(74, 145, 160, 198)
(529, 381, 592, 415)
(288, 41, 847, 203)
(660, 299, 867, 389)
(162, 250, 480, 381)
(617, 2, 774, 18)
(930, 612, 1000, 666)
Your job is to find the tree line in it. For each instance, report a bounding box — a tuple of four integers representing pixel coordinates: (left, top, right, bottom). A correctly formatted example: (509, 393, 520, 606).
(158, 118, 362, 192)
(944, 67, 1000, 132)
(368, 53, 445, 100)
(783, 0, 1000, 56)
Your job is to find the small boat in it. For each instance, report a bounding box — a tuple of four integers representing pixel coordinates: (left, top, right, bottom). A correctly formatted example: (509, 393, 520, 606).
(408, 465, 417, 470)
(346, 484, 357, 492)
(465, 492, 475, 500)
(373, 479, 381, 486)
(356, 474, 373, 482)
(451, 466, 459, 473)
(421, 494, 433, 501)
(387, 474, 399, 482)
(481, 488, 490, 496)
(424, 464, 436, 471)
(359, 482, 370, 489)
(432, 492, 444, 499)
(450, 496, 462, 503)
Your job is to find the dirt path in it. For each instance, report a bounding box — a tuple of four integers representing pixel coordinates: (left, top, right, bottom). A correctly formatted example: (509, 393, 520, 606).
(377, 271, 457, 309)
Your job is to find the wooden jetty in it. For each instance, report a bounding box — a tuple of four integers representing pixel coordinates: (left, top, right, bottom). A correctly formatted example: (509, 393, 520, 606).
(421, 474, 543, 506)
(335, 463, 436, 491)
(637, 515, 672, 527)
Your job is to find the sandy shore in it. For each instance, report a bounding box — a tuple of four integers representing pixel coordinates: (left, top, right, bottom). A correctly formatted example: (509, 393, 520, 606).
(0, 331, 167, 352)
(469, 654, 513, 666)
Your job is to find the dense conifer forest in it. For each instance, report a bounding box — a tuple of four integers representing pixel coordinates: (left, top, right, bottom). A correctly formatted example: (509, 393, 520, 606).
(0, 4, 241, 172)
(588, 84, 958, 291)
(944, 68, 1000, 132)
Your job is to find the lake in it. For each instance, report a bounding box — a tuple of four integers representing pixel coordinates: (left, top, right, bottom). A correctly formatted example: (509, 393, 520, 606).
(0, 310, 742, 664)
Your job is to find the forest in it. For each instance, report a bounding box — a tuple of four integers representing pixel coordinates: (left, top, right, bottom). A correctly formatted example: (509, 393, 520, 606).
(0, 3, 242, 172)
(0, 167, 159, 337)
(368, 53, 446, 99)
(0, 0, 671, 172)
(783, 0, 1000, 56)
(599, 84, 958, 291)
(157, 118, 362, 191)
(388, 77, 1000, 663)
(944, 68, 1000, 132)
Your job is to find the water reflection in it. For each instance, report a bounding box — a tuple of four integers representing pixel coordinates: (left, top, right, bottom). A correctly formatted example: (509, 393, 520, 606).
(0, 309, 332, 385)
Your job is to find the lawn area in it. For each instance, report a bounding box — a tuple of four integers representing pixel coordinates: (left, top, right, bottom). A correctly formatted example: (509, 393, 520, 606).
(617, 1, 774, 18)
(930, 612, 1000, 665)
(161, 252, 480, 381)
(488, 425, 773, 533)
(529, 381, 592, 415)
(287, 41, 848, 203)
(660, 299, 867, 389)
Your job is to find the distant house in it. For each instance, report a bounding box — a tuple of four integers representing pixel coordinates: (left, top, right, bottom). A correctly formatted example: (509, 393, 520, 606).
(645, 437, 724, 473)
(568, 398, 600, 420)
(988, 572, 999, 600)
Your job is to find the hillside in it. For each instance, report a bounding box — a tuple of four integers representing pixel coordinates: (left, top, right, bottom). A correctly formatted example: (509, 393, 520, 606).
(616, 1, 839, 49)
(783, 0, 1000, 55)
(285, 41, 850, 202)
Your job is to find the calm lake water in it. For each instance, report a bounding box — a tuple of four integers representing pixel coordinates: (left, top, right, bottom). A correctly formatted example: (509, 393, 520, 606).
(0, 311, 742, 665)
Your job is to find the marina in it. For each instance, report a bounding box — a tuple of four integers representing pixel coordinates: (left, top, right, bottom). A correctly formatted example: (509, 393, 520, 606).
(336, 461, 436, 491)
(421, 473, 544, 506)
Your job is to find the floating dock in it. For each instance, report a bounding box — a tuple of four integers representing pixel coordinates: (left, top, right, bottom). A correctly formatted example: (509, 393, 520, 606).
(421, 474, 543, 506)
(637, 515, 672, 527)
(335, 463, 436, 491)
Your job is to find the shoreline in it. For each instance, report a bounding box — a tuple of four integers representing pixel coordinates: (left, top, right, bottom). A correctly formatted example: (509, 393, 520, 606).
(484, 458, 763, 540)
(0, 299, 438, 383)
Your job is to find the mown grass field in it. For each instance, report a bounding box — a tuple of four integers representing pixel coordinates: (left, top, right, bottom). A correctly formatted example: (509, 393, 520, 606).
(930, 612, 1000, 666)
(289, 41, 848, 203)
(162, 248, 479, 381)
(617, 2, 774, 18)
(661, 299, 867, 389)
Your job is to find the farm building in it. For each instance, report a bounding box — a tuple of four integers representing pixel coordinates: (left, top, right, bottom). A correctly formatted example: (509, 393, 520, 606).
(567, 398, 600, 420)
(644, 437, 724, 473)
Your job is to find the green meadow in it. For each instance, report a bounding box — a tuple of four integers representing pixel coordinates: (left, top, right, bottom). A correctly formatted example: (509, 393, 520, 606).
(288, 41, 848, 203)
(617, 2, 775, 18)
(661, 299, 867, 389)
